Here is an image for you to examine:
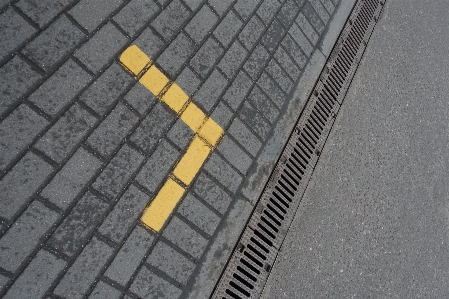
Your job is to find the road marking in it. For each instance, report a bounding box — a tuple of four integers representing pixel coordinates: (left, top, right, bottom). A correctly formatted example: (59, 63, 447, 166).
(120, 45, 224, 232)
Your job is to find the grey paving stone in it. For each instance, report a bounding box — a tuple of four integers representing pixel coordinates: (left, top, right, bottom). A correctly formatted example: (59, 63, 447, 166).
(247, 85, 279, 124)
(210, 101, 233, 128)
(217, 40, 247, 79)
(29, 59, 92, 117)
(69, 0, 123, 33)
(266, 58, 294, 93)
(309, 0, 330, 24)
(0, 104, 48, 170)
(193, 172, 232, 214)
(190, 37, 223, 79)
(105, 226, 154, 285)
(136, 140, 180, 193)
(296, 11, 319, 45)
(47, 191, 109, 256)
(80, 63, 133, 116)
(0, 274, 9, 292)
(185, 5, 218, 44)
(208, 0, 234, 16)
(178, 193, 220, 235)
(233, 0, 259, 21)
(167, 118, 194, 150)
(147, 241, 196, 285)
(152, 0, 190, 40)
(113, 0, 159, 37)
(16, 0, 71, 27)
(204, 151, 243, 192)
(123, 83, 157, 115)
(99, 185, 150, 242)
(176, 67, 201, 96)
(194, 69, 227, 112)
(75, 23, 128, 73)
(218, 135, 252, 175)
(277, 0, 300, 28)
(130, 102, 176, 154)
(222, 71, 253, 111)
(133, 27, 165, 58)
(228, 118, 262, 157)
(275, 46, 301, 81)
(3, 250, 65, 299)
(238, 15, 265, 50)
(282, 33, 308, 68)
(0, 7, 36, 61)
(40, 148, 101, 209)
(261, 18, 286, 54)
(0, 201, 59, 272)
(302, 1, 325, 34)
(93, 144, 145, 200)
(158, 32, 195, 78)
(0, 56, 42, 115)
(293, 0, 307, 7)
(256, 0, 281, 24)
(22, 15, 85, 71)
(184, 0, 203, 11)
(54, 237, 114, 299)
(213, 10, 243, 48)
(289, 22, 313, 57)
(87, 103, 138, 157)
(320, 0, 335, 14)
(243, 44, 270, 80)
(257, 71, 286, 108)
(155, 0, 170, 6)
(35, 103, 97, 163)
(239, 101, 271, 140)
(130, 266, 182, 299)
(0, 152, 53, 221)
(88, 281, 121, 299)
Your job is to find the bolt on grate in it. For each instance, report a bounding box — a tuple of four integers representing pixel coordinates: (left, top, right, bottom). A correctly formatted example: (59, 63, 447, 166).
(212, 0, 386, 298)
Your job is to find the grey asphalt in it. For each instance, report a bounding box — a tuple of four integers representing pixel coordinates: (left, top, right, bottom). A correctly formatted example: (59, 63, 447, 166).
(262, 0, 449, 297)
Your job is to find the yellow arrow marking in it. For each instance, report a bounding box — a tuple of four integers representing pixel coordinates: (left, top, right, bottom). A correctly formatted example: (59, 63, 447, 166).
(120, 45, 224, 232)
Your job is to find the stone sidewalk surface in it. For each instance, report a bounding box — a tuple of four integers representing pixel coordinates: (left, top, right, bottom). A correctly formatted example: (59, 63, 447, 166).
(0, 0, 340, 298)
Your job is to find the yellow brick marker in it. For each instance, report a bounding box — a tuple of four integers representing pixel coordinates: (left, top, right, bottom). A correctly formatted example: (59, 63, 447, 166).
(120, 45, 224, 232)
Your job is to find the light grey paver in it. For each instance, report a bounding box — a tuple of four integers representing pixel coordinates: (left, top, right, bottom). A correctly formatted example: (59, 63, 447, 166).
(157, 32, 196, 77)
(213, 11, 243, 47)
(204, 152, 243, 193)
(190, 37, 223, 78)
(185, 4, 218, 44)
(130, 266, 182, 299)
(152, 0, 190, 40)
(218, 134, 253, 175)
(15, 0, 71, 27)
(193, 69, 228, 112)
(113, 0, 159, 37)
(88, 281, 121, 299)
(193, 172, 233, 215)
(178, 193, 221, 235)
(69, 0, 123, 33)
(222, 71, 253, 111)
(228, 118, 262, 157)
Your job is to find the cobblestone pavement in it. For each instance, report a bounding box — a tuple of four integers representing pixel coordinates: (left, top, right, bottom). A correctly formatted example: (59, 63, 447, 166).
(1, 0, 342, 298)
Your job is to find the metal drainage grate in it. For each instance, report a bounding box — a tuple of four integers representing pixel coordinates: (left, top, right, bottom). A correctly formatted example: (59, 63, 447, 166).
(212, 1, 386, 298)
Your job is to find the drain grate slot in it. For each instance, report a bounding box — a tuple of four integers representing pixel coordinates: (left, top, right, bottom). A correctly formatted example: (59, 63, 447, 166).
(212, 1, 385, 298)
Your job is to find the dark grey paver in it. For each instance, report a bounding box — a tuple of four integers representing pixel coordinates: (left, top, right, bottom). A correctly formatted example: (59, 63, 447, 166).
(213, 10, 243, 48)
(208, 0, 234, 16)
(54, 237, 114, 299)
(29, 59, 92, 116)
(257, 71, 286, 108)
(275, 46, 301, 81)
(256, 0, 281, 24)
(0, 152, 53, 221)
(74, 22, 128, 73)
(130, 102, 176, 154)
(238, 15, 265, 50)
(261, 18, 286, 54)
(136, 139, 180, 193)
(193, 172, 232, 214)
(296, 11, 319, 45)
(281, 33, 308, 67)
(113, 0, 159, 37)
(69, 0, 123, 33)
(0, 201, 59, 272)
(194, 69, 228, 112)
(0, 7, 36, 61)
(133, 27, 165, 58)
(123, 83, 157, 116)
(152, 0, 190, 40)
(88, 281, 121, 299)
(266, 58, 294, 93)
(178, 193, 221, 235)
(176, 67, 201, 96)
(3, 250, 65, 299)
(309, 0, 330, 24)
(222, 70, 253, 111)
(147, 241, 196, 285)
(190, 37, 223, 79)
(210, 101, 233, 129)
(243, 44, 270, 80)
(22, 15, 85, 71)
(289, 22, 313, 56)
(40, 148, 101, 209)
(320, 0, 335, 15)
(233, 0, 259, 21)
(218, 135, 252, 175)
(130, 266, 182, 299)
(184, 0, 203, 11)
(87, 102, 138, 158)
(35, 103, 98, 163)
(302, 1, 325, 34)
(204, 152, 243, 193)
(79, 63, 133, 116)
(47, 191, 109, 256)
(105, 226, 154, 286)
(228, 118, 262, 157)
(217, 40, 247, 79)
(99, 185, 150, 243)
(239, 101, 271, 140)
(15, 0, 71, 27)
(157, 32, 195, 78)
(0, 104, 48, 170)
(0, 56, 42, 115)
(185, 4, 218, 44)
(93, 144, 145, 200)
(167, 118, 194, 150)
(247, 85, 279, 124)
(277, 0, 300, 28)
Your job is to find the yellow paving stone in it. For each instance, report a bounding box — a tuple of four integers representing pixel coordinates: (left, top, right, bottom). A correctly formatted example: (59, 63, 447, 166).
(162, 83, 189, 113)
(139, 65, 169, 95)
(199, 117, 224, 147)
(180, 102, 207, 132)
(119, 45, 151, 75)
